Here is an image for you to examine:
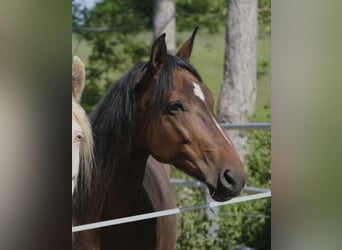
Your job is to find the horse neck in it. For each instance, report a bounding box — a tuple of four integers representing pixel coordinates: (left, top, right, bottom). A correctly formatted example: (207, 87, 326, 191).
(115, 150, 148, 189)
(102, 149, 150, 218)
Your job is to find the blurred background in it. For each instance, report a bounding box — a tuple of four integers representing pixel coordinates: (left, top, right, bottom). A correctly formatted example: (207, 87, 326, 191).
(1, 0, 341, 249)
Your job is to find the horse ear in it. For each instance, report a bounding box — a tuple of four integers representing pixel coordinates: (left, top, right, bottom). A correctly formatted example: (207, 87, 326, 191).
(150, 33, 167, 72)
(176, 27, 198, 60)
(72, 56, 85, 102)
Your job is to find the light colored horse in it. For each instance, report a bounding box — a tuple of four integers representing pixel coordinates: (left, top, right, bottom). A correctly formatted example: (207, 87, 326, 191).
(72, 56, 93, 196)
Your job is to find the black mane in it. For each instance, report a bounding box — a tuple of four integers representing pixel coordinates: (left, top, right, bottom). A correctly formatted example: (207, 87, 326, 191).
(90, 55, 202, 174)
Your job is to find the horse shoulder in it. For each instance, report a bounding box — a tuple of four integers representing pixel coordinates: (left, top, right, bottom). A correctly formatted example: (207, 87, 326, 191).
(144, 156, 177, 250)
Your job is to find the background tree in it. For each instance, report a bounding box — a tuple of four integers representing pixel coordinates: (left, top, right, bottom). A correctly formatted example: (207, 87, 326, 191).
(218, 0, 258, 160)
(72, 0, 153, 112)
(153, 0, 176, 53)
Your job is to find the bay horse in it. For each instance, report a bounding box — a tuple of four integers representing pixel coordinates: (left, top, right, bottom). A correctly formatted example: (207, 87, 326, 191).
(72, 56, 93, 197)
(73, 29, 246, 250)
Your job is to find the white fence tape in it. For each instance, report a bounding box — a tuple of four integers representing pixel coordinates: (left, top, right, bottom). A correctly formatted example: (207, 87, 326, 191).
(72, 191, 271, 233)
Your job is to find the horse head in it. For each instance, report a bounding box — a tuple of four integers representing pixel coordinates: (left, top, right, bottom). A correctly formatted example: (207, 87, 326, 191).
(136, 29, 246, 201)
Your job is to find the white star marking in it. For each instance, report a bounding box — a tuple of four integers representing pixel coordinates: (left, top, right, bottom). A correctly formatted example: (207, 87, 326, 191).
(192, 81, 205, 102)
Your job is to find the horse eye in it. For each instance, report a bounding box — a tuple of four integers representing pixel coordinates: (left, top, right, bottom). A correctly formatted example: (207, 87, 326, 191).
(75, 134, 83, 142)
(168, 101, 185, 112)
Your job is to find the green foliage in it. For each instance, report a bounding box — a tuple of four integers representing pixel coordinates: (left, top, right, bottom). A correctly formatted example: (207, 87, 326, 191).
(177, 0, 226, 33)
(174, 185, 215, 250)
(246, 131, 271, 188)
(72, 0, 85, 27)
(73, 0, 152, 112)
(83, 0, 152, 32)
(258, 0, 271, 35)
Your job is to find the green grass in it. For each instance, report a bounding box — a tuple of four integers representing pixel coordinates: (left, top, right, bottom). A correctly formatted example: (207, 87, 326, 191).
(72, 30, 270, 120)
(72, 33, 92, 62)
(254, 35, 271, 122)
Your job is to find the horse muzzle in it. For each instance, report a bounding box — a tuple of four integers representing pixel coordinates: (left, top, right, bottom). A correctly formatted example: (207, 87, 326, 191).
(208, 166, 246, 202)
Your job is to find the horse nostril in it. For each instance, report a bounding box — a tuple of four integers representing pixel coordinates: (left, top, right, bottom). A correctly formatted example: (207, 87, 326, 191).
(213, 167, 246, 201)
(222, 170, 236, 189)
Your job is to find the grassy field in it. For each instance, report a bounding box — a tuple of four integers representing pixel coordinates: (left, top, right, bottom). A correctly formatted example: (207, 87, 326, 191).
(72, 30, 270, 121)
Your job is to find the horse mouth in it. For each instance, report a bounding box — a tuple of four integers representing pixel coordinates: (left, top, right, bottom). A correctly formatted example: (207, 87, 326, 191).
(207, 184, 234, 202)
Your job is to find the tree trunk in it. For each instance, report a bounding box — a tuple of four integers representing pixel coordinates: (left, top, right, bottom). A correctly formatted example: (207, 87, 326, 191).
(153, 0, 176, 54)
(218, 0, 258, 160)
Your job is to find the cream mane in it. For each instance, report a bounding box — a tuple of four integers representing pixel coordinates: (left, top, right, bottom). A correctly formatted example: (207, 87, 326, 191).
(72, 56, 93, 195)
(72, 98, 93, 192)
